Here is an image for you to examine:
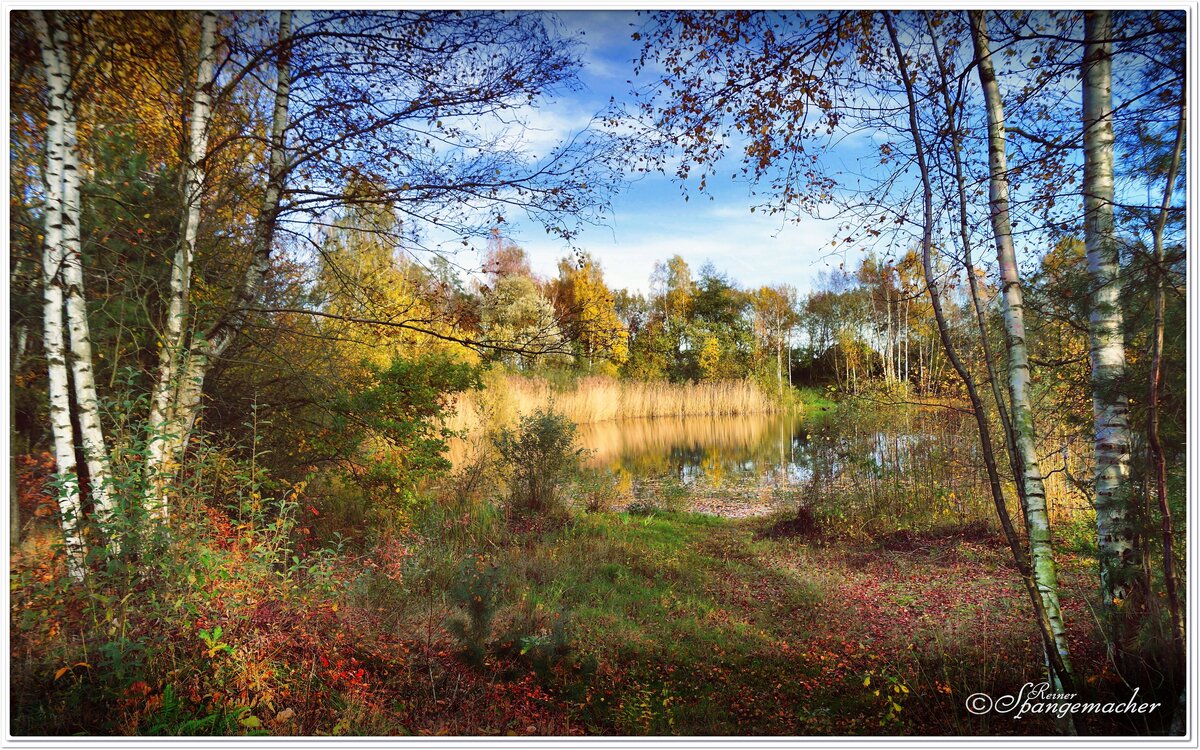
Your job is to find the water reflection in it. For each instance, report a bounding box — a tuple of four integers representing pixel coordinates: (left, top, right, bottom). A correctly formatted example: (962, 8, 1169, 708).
(576, 408, 1000, 528)
(447, 405, 1071, 529)
(577, 413, 810, 485)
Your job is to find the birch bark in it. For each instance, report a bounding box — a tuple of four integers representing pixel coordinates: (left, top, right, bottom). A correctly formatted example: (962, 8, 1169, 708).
(1082, 9, 1142, 637)
(969, 9, 1075, 690)
(49, 18, 116, 542)
(167, 10, 294, 470)
(32, 10, 86, 577)
(145, 10, 218, 522)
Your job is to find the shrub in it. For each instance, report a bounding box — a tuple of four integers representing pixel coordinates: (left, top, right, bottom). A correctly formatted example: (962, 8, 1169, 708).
(494, 408, 585, 515)
(497, 604, 577, 681)
(446, 557, 505, 666)
(628, 476, 690, 515)
(313, 353, 483, 523)
(573, 469, 623, 513)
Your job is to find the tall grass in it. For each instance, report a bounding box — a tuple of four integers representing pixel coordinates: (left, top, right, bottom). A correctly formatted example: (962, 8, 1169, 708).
(448, 372, 779, 434)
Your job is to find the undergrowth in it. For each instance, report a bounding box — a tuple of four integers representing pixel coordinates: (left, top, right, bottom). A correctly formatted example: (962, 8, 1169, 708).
(10, 400, 1176, 736)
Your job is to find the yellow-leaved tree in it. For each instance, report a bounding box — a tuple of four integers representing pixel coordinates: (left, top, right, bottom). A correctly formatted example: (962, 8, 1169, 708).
(551, 252, 629, 373)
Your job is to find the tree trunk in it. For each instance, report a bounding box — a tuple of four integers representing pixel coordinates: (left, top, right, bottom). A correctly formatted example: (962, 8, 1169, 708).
(926, 11, 1026, 508)
(1083, 10, 1143, 649)
(888, 15, 1078, 700)
(54, 34, 116, 548)
(146, 10, 218, 522)
(12, 259, 31, 548)
(776, 336, 783, 398)
(1146, 85, 1185, 669)
(786, 328, 793, 390)
(917, 338, 924, 394)
(165, 10, 294, 475)
(32, 10, 86, 579)
(969, 9, 1076, 695)
(883, 287, 892, 383)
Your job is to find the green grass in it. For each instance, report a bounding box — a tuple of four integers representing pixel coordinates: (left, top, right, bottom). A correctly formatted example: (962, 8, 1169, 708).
(793, 386, 837, 411)
(447, 504, 1134, 736)
(480, 510, 850, 734)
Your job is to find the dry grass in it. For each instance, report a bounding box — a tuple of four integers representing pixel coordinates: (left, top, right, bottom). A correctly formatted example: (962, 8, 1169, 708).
(448, 372, 778, 434)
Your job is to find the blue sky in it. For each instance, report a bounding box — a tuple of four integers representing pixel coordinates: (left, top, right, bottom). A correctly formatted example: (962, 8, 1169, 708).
(450, 10, 1182, 299)
(483, 10, 849, 297)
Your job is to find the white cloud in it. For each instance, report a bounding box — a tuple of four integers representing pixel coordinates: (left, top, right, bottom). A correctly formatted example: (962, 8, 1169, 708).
(509, 192, 845, 297)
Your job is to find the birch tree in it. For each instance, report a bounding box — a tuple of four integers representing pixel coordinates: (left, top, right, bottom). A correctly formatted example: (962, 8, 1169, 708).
(31, 10, 88, 577)
(148, 11, 294, 523)
(887, 10, 1075, 698)
(752, 285, 798, 398)
(33, 10, 121, 561)
(58, 74, 118, 549)
(144, 10, 219, 521)
(968, 10, 1075, 689)
(1081, 9, 1142, 643)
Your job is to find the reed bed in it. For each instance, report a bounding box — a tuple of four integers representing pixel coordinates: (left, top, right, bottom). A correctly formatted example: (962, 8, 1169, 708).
(448, 372, 779, 434)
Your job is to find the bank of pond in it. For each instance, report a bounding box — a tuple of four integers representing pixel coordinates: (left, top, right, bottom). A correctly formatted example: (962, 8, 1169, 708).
(10, 399, 1173, 736)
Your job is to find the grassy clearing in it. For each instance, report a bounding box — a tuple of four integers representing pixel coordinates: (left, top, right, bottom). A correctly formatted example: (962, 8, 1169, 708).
(402, 506, 1126, 735)
(9, 437, 1169, 737)
(792, 386, 837, 411)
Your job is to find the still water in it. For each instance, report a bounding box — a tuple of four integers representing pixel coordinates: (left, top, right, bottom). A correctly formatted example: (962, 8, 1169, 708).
(574, 408, 1002, 526)
(450, 405, 1086, 527)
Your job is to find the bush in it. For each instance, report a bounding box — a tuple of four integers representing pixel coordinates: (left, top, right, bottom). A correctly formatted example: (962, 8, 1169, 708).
(494, 408, 585, 515)
(446, 557, 505, 666)
(573, 469, 623, 513)
(628, 476, 690, 515)
(312, 353, 483, 524)
(496, 604, 577, 681)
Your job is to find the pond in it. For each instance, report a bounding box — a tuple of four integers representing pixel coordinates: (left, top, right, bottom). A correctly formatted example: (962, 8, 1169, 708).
(575, 407, 1006, 530)
(449, 402, 1089, 532)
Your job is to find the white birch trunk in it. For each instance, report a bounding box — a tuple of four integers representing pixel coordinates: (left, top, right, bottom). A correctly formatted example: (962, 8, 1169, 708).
(970, 9, 1075, 690)
(167, 10, 294, 466)
(786, 329, 793, 390)
(146, 10, 218, 523)
(776, 336, 783, 398)
(1082, 10, 1140, 632)
(51, 28, 117, 546)
(32, 10, 86, 578)
(884, 288, 893, 383)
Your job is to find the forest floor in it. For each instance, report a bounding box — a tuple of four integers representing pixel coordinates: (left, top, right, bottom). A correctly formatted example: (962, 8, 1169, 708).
(14, 448, 1165, 737)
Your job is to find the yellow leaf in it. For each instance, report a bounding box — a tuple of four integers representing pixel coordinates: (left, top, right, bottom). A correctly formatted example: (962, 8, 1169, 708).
(54, 666, 70, 680)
